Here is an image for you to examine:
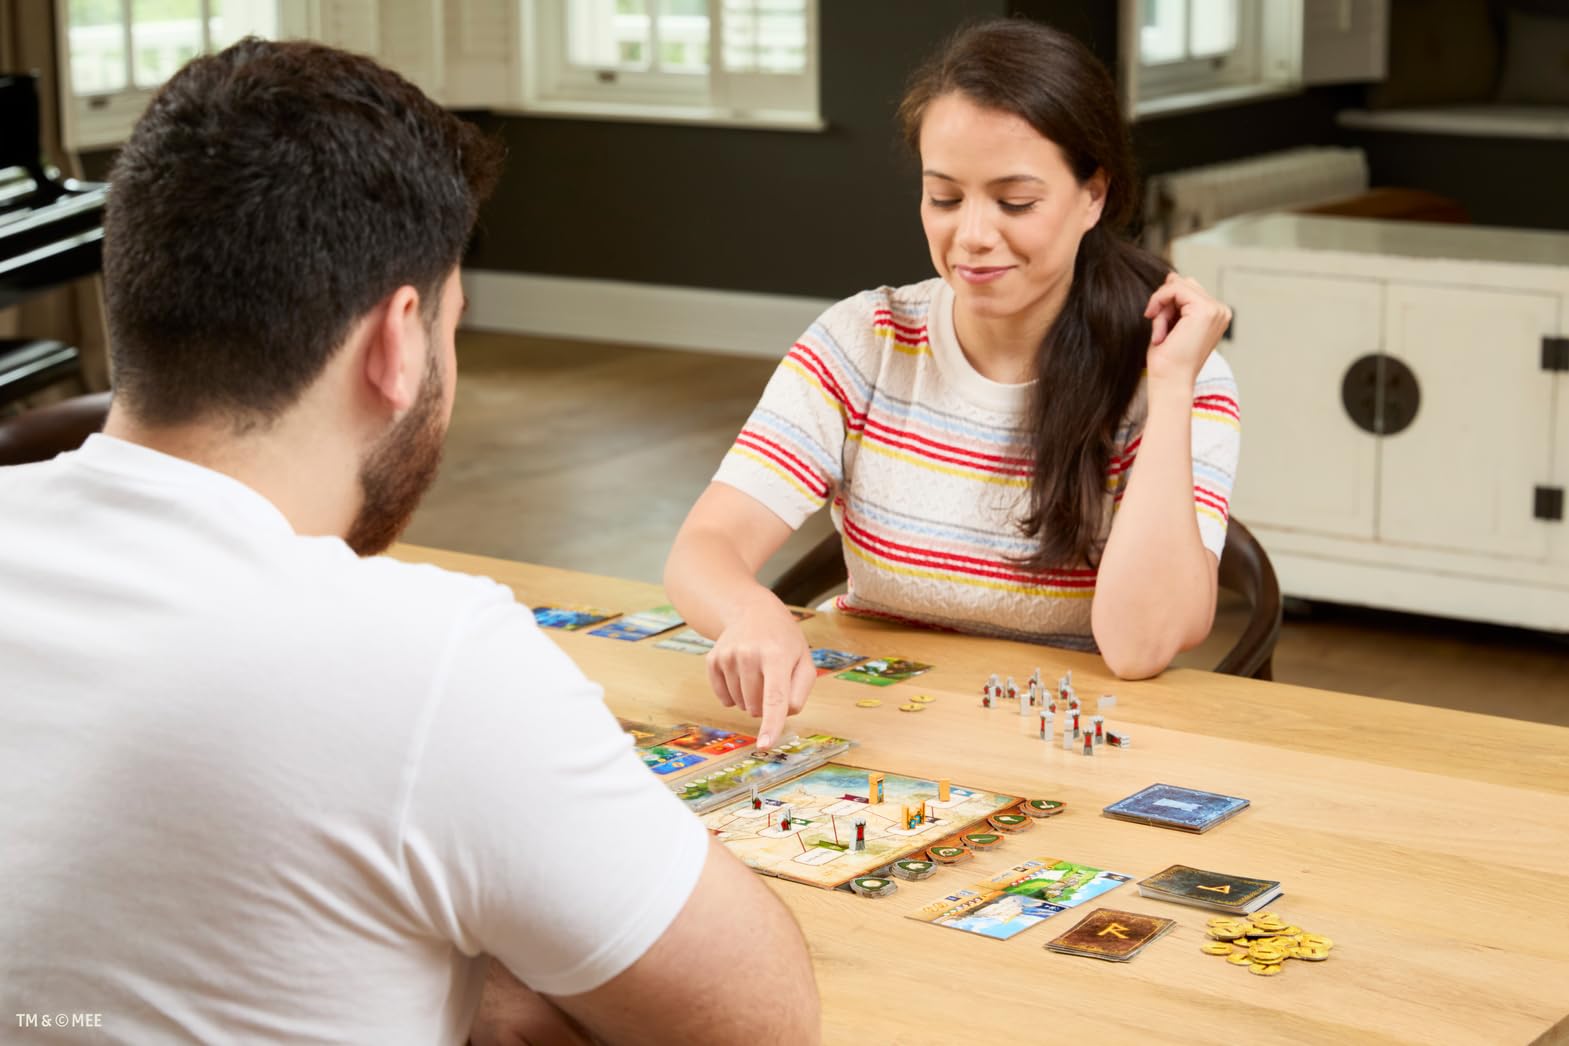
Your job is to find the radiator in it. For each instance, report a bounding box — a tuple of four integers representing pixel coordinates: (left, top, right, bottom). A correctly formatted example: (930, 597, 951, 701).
(1142, 147, 1370, 254)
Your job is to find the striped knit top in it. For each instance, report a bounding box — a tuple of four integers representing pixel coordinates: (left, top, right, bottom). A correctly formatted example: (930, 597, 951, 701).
(713, 277, 1241, 649)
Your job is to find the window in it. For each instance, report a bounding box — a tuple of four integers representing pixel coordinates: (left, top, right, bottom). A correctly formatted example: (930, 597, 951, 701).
(61, 0, 283, 150)
(525, 0, 821, 129)
(1123, 0, 1306, 118)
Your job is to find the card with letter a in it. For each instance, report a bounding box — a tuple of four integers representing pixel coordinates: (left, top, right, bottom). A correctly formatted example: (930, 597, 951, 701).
(1045, 908, 1175, 962)
(1137, 864, 1282, 913)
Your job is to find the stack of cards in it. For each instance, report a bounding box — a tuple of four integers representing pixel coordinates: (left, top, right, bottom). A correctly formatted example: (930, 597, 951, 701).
(532, 604, 617, 630)
(1102, 783, 1250, 834)
(1045, 908, 1176, 962)
(1137, 864, 1283, 914)
(587, 605, 685, 641)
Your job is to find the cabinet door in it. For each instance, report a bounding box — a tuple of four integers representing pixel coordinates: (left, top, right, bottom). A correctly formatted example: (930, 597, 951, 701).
(1380, 284, 1558, 559)
(1219, 268, 1382, 540)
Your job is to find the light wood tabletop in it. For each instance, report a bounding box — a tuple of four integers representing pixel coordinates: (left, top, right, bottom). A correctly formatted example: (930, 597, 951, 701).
(393, 545, 1569, 1046)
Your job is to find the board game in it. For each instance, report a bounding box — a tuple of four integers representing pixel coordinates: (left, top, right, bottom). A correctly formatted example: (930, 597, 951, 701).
(702, 763, 1021, 889)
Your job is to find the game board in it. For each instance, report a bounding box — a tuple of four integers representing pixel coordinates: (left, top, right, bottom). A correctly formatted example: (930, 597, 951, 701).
(702, 763, 1021, 889)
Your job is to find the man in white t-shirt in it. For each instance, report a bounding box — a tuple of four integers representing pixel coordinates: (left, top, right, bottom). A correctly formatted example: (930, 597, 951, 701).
(0, 39, 817, 1045)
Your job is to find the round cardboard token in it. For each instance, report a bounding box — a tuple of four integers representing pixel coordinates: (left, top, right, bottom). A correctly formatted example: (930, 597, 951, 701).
(898, 702, 925, 712)
(854, 699, 882, 708)
(1248, 962, 1283, 977)
(1225, 952, 1254, 966)
(1023, 799, 1066, 817)
(927, 844, 972, 863)
(891, 859, 937, 881)
(1201, 942, 1237, 956)
(911, 694, 935, 703)
(962, 832, 1002, 849)
(850, 876, 897, 898)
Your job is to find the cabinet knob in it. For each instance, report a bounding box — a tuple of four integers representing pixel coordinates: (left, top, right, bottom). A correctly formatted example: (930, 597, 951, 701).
(1341, 354, 1421, 436)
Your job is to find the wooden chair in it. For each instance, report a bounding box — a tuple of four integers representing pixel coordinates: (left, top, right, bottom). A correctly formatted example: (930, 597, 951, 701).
(770, 518, 1283, 680)
(0, 391, 111, 467)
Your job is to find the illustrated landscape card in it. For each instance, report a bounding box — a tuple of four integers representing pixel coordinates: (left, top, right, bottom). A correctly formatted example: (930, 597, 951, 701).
(701, 763, 1020, 889)
(908, 857, 1132, 941)
(615, 717, 691, 748)
(587, 604, 685, 641)
(654, 628, 716, 655)
(532, 604, 618, 630)
(835, 657, 934, 687)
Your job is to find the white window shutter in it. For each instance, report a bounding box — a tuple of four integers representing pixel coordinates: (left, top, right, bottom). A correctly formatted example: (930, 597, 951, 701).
(314, 0, 381, 55)
(1302, 0, 1388, 85)
(379, 0, 445, 98)
(444, 0, 518, 108)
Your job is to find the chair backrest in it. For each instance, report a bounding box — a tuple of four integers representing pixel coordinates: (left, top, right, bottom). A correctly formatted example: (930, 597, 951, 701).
(770, 518, 1283, 680)
(0, 391, 112, 467)
(0, 74, 62, 203)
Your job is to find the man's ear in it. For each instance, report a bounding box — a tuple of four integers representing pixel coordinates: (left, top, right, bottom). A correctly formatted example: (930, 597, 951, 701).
(362, 285, 425, 414)
(1083, 168, 1109, 232)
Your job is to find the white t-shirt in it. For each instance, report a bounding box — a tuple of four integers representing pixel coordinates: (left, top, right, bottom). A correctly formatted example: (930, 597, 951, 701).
(0, 435, 708, 1044)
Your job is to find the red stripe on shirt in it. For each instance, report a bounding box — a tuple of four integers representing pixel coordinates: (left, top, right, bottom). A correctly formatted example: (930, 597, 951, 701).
(735, 429, 832, 499)
(842, 515, 1097, 587)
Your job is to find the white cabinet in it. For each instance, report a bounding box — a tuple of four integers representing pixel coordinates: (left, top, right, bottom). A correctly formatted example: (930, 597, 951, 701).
(1176, 213, 1569, 632)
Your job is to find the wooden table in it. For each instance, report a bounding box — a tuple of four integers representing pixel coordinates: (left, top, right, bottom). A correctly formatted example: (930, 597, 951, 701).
(394, 546, 1569, 1046)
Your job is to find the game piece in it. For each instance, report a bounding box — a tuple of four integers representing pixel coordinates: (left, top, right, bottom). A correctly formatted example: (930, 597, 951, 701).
(750, 786, 761, 811)
(1061, 728, 1074, 751)
(1018, 681, 1031, 716)
(1023, 799, 1065, 817)
(1137, 864, 1283, 914)
(1103, 783, 1250, 834)
(962, 832, 1002, 850)
(853, 818, 866, 851)
(849, 876, 897, 899)
(910, 857, 1133, 941)
(1039, 710, 1053, 739)
(937, 778, 950, 803)
(1044, 908, 1176, 962)
(898, 702, 924, 712)
(912, 694, 935, 703)
(1005, 676, 1018, 702)
(779, 805, 793, 831)
(927, 843, 972, 864)
(1097, 694, 1117, 712)
(866, 772, 884, 804)
(1108, 730, 1131, 748)
(1071, 711, 1081, 738)
(855, 699, 882, 708)
(1092, 715, 1104, 745)
(989, 813, 1030, 832)
(1029, 666, 1042, 693)
(1082, 732, 1094, 756)
(982, 673, 999, 707)
(890, 858, 936, 881)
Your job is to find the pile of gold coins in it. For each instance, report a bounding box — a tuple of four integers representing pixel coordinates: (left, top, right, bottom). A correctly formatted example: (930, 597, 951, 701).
(1199, 912, 1334, 977)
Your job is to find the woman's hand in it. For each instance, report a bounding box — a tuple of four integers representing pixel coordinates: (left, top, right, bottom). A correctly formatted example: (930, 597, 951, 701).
(704, 589, 816, 750)
(1143, 271, 1232, 392)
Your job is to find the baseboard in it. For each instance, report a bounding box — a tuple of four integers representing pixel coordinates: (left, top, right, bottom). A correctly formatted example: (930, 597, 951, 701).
(460, 270, 835, 359)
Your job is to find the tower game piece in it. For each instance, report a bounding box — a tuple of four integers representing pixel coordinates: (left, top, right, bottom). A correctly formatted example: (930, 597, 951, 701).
(1092, 715, 1105, 745)
(750, 786, 762, 811)
(938, 778, 951, 803)
(1005, 676, 1018, 702)
(1097, 694, 1117, 712)
(1062, 728, 1075, 750)
(1018, 681, 1032, 716)
(779, 805, 794, 830)
(853, 818, 867, 851)
(1108, 731, 1131, 748)
(1072, 711, 1082, 739)
(1082, 732, 1094, 756)
(1039, 710, 1052, 739)
(982, 673, 1000, 707)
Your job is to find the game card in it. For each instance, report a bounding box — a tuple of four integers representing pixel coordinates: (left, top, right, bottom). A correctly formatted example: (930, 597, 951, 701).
(616, 717, 691, 748)
(654, 628, 715, 655)
(907, 857, 1131, 941)
(1103, 783, 1250, 833)
(811, 648, 868, 675)
(587, 604, 685, 641)
(835, 656, 934, 687)
(1044, 908, 1176, 962)
(639, 745, 707, 775)
(667, 725, 756, 755)
(1137, 864, 1282, 913)
(532, 604, 618, 631)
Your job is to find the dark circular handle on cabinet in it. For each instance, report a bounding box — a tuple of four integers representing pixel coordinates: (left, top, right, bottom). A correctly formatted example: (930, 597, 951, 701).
(1341, 354, 1420, 436)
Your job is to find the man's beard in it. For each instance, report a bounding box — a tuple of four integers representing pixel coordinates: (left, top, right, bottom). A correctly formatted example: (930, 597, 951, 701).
(344, 352, 446, 557)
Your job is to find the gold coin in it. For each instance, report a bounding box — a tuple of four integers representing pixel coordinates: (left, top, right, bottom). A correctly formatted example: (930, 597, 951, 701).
(1225, 952, 1254, 966)
(1248, 962, 1283, 977)
(1297, 934, 1333, 949)
(911, 694, 935, 703)
(1209, 928, 1247, 941)
(898, 702, 924, 712)
(1294, 944, 1331, 961)
(1201, 942, 1237, 956)
(855, 699, 882, 708)
(1279, 925, 1303, 936)
(1247, 912, 1279, 923)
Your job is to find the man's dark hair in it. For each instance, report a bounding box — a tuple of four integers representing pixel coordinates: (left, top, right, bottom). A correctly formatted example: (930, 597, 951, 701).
(104, 38, 502, 426)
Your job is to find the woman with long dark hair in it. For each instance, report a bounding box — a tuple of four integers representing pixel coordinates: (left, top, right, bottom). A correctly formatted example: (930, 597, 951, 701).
(665, 18, 1239, 747)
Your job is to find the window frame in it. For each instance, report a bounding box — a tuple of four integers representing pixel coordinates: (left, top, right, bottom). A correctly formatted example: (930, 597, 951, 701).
(1122, 0, 1306, 120)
